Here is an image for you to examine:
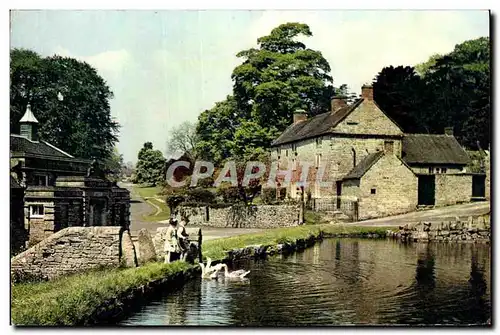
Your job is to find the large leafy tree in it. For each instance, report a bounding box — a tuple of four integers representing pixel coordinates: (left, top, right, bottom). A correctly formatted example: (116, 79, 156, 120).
(232, 23, 333, 129)
(10, 49, 119, 161)
(196, 22, 340, 165)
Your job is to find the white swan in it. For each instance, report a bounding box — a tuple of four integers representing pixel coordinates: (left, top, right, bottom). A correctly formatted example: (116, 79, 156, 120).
(200, 257, 218, 279)
(217, 264, 250, 279)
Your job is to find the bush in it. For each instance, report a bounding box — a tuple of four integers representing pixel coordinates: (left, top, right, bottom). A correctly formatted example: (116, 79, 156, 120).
(261, 188, 276, 204)
(216, 185, 242, 203)
(166, 193, 186, 212)
(184, 188, 216, 203)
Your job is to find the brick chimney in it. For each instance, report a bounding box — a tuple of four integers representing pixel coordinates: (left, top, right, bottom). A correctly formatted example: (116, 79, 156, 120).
(444, 127, 454, 136)
(361, 84, 373, 100)
(331, 96, 347, 113)
(293, 109, 307, 124)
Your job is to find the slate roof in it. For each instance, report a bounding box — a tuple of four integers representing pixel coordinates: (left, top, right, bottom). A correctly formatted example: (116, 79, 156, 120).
(10, 135, 76, 159)
(343, 151, 384, 180)
(271, 99, 364, 146)
(402, 134, 470, 165)
(10, 176, 22, 189)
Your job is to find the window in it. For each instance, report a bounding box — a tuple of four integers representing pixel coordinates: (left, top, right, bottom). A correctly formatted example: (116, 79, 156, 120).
(33, 175, 48, 186)
(315, 153, 322, 168)
(428, 167, 434, 174)
(370, 188, 376, 195)
(436, 168, 440, 174)
(442, 168, 447, 173)
(285, 150, 288, 157)
(316, 137, 322, 148)
(292, 158, 297, 171)
(384, 141, 394, 154)
(30, 204, 44, 218)
(346, 121, 358, 125)
(276, 148, 281, 156)
(292, 143, 297, 152)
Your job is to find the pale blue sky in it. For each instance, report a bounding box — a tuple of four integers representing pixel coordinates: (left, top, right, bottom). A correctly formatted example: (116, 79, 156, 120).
(10, 10, 489, 163)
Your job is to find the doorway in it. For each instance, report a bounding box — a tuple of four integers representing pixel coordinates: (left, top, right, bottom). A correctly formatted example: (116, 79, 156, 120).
(418, 175, 435, 206)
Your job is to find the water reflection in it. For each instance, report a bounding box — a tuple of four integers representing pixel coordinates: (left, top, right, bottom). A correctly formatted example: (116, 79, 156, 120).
(120, 239, 490, 326)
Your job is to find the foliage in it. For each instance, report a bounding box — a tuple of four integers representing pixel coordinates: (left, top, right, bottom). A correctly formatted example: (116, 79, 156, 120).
(373, 65, 427, 133)
(414, 53, 442, 77)
(373, 37, 490, 149)
(215, 184, 242, 203)
(195, 23, 351, 165)
(184, 188, 216, 204)
(166, 121, 199, 159)
(10, 49, 119, 161)
(121, 161, 135, 178)
(135, 142, 166, 186)
(101, 147, 124, 182)
(166, 192, 186, 212)
(261, 187, 277, 204)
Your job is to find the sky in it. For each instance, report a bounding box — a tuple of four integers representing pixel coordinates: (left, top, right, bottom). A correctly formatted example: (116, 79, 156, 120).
(10, 10, 490, 163)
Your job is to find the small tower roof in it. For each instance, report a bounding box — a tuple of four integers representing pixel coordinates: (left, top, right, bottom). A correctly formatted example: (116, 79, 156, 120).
(19, 104, 39, 123)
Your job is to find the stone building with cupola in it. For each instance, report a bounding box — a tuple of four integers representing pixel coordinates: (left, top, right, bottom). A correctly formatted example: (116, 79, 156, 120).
(10, 105, 131, 253)
(270, 84, 486, 220)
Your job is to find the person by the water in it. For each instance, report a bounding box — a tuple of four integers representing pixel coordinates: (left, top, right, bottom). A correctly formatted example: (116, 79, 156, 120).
(164, 217, 181, 263)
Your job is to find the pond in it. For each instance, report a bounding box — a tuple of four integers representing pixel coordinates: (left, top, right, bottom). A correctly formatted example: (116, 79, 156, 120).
(119, 239, 491, 326)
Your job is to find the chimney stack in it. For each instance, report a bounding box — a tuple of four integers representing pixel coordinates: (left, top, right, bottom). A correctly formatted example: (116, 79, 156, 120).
(444, 127, 454, 136)
(293, 109, 307, 124)
(331, 96, 347, 113)
(361, 84, 373, 101)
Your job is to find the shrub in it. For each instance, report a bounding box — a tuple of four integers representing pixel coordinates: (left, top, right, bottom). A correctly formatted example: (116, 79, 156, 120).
(216, 185, 242, 203)
(261, 188, 277, 204)
(184, 188, 216, 203)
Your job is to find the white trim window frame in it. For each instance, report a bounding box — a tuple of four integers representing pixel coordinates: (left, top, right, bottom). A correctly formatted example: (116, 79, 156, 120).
(29, 204, 45, 218)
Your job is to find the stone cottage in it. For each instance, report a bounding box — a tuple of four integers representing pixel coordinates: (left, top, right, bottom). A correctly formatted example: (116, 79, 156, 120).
(10, 105, 131, 249)
(270, 84, 482, 220)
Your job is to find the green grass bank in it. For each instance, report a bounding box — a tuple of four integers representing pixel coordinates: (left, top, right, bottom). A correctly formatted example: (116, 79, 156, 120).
(11, 224, 395, 325)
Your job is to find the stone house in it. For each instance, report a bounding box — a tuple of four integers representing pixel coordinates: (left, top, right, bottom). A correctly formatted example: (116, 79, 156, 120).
(10, 105, 131, 249)
(270, 84, 480, 220)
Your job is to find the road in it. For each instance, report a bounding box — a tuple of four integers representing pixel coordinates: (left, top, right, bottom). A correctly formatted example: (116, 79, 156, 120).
(349, 201, 490, 226)
(120, 182, 264, 241)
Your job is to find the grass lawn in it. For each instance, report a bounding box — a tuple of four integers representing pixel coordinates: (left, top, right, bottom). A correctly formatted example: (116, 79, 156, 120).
(132, 185, 170, 222)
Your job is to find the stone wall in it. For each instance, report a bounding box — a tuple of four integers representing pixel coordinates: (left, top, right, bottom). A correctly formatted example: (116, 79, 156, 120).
(176, 204, 301, 229)
(350, 154, 418, 220)
(435, 174, 472, 206)
(388, 215, 490, 243)
(11, 227, 137, 280)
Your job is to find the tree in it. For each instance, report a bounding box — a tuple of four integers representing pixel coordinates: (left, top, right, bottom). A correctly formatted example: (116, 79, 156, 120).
(101, 147, 124, 182)
(372, 37, 490, 149)
(135, 142, 166, 186)
(232, 23, 333, 131)
(414, 53, 442, 77)
(424, 37, 490, 148)
(10, 49, 119, 161)
(195, 96, 239, 165)
(373, 65, 427, 133)
(166, 121, 199, 159)
(196, 23, 348, 165)
(122, 161, 135, 178)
